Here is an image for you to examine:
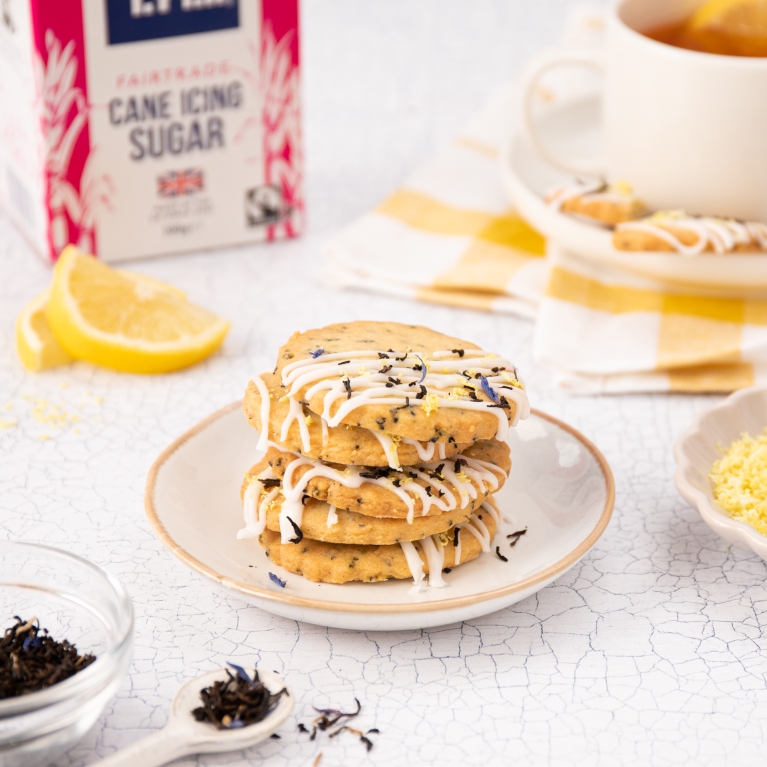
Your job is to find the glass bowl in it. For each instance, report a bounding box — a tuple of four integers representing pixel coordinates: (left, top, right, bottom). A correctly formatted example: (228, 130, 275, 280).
(0, 541, 133, 767)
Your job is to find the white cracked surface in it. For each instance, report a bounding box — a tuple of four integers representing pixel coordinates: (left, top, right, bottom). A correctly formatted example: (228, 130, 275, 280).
(2, 1, 763, 765)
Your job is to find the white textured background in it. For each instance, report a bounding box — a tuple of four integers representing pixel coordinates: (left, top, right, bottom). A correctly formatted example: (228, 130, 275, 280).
(2, 1, 765, 765)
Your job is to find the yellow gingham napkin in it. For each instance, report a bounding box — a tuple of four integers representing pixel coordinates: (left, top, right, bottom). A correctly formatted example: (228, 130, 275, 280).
(324, 81, 547, 320)
(324, 8, 767, 394)
(537, 247, 767, 393)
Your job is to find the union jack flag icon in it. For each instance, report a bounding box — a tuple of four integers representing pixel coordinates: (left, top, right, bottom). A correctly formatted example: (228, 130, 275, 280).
(157, 168, 204, 197)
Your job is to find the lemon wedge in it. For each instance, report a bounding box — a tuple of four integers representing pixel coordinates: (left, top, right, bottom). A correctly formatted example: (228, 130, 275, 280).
(47, 246, 230, 374)
(687, 0, 767, 54)
(690, 0, 767, 29)
(15, 290, 74, 372)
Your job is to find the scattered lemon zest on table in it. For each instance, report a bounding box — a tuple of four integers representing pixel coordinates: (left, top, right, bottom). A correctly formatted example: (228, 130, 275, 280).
(711, 428, 767, 535)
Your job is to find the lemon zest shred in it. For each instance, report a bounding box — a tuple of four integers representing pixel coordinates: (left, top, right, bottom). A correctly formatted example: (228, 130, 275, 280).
(421, 393, 440, 416)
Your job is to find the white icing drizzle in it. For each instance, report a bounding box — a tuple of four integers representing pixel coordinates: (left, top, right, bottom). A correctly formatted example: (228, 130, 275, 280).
(399, 505, 496, 588)
(616, 215, 767, 257)
(320, 416, 329, 446)
(326, 505, 338, 527)
(274, 448, 507, 541)
(280, 396, 312, 454)
(398, 438, 448, 462)
(372, 431, 402, 470)
(278, 348, 528, 440)
(401, 437, 436, 462)
(250, 373, 273, 453)
(546, 180, 638, 212)
(419, 536, 446, 587)
(455, 510, 493, 553)
(237, 467, 278, 539)
(400, 540, 425, 590)
(480, 500, 500, 526)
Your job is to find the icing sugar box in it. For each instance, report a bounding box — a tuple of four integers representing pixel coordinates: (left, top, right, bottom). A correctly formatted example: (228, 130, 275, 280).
(0, 0, 302, 262)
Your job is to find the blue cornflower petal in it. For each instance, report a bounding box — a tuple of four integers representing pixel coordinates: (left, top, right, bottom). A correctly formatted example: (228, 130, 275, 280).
(311, 348, 325, 359)
(226, 662, 253, 684)
(22, 635, 42, 652)
(269, 572, 287, 588)
(414, 354, 426, 383)
(480, 376, 499, 403)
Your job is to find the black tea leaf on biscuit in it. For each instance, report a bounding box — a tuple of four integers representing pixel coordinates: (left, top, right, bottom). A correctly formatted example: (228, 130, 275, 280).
(286, 516, 303, 544)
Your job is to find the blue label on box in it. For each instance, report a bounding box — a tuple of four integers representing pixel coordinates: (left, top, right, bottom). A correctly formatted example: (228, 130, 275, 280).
(106, 0, 239, 45)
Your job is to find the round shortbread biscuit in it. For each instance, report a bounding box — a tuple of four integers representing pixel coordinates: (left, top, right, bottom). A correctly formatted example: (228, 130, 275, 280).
(275, 321, 518, 444)
(243, 372, 470, 466)
(263, 496, 472, 545)
(258, 510, 497, 584)
(264, 439, 510, 519)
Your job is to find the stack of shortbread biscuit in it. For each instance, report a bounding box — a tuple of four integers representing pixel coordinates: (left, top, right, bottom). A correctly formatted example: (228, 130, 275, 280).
(238, 321, 529, 586)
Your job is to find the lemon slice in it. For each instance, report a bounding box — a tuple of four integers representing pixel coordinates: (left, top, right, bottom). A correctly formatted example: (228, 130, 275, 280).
(15, 290, 75, 372)
(687, 0, 767, 55)
(47, 246, 230, 374)
(690, 0, 767, 30)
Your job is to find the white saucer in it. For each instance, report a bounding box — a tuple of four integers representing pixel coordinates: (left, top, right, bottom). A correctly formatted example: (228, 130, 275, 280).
(500, 95, 767, 293)
(145, 402, 614, 631)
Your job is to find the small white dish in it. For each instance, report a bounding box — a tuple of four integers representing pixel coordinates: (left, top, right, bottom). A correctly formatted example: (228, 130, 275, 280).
(674, 385, 767, 560)
(145, 402, 614, 631)
(500, 94, 767, 294)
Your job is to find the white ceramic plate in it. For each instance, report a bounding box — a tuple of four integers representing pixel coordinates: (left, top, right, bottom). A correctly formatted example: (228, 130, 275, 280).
(145, 403, 614, 631)
(675, 385, 767, 561)
(500, 95, 767, 293)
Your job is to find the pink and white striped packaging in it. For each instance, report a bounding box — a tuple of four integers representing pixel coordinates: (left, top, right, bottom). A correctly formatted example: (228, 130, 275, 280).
(0, 0, 302, 263)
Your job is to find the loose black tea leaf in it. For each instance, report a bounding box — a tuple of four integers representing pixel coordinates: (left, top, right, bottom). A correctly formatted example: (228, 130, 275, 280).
(0, 616, 96, 699)
(192, 664, 288, 730)
(495, 546, 508, 562)
(298, 697, 378, 753)
(507, 528, 528, 547)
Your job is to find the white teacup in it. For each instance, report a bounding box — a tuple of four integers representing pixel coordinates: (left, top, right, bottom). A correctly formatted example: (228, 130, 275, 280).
(519, 0, 767, 222)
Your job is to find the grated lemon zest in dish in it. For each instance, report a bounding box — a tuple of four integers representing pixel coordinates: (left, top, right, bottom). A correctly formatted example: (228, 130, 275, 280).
(711, 428, 767, 536)
(421, 393, 440, 416)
